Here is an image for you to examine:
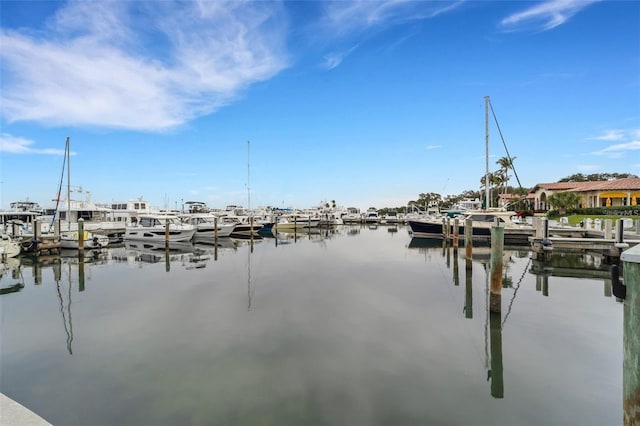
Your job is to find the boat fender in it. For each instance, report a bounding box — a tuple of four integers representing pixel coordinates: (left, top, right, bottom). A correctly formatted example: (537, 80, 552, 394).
(610, 264, 625, 300)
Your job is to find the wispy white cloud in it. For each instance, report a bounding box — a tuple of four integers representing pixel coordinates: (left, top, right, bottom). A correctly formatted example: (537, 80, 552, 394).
(317, 0, 463, 68)
(322, 44, 359, 70)
(425, 145, 442, 150)
(0, 133, 68, 155)
(586, 127, 640, 158)
(0, 1, 289, 132)
(500, 0, 600, 32)
(576, 164, 600, 172)
(587, 129, 625, 141)
(598, 141, 640, 153)
(323, 0, 460, 35)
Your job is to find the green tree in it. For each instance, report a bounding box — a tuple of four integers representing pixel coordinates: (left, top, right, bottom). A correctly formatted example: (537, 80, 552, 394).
(547, 191, 582, 214)
(496, 156, 516, 194)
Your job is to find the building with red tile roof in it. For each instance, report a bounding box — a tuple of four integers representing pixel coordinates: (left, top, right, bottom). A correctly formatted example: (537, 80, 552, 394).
(529, 178, 640, 210)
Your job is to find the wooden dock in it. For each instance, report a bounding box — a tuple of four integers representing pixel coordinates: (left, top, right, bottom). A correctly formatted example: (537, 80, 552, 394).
(530, 217, 640, 263)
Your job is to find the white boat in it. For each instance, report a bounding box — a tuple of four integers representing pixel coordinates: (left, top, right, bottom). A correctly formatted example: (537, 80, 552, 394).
(0, 234, 21, 259)
(274, 213, 320, 230)
(124, 215, 195, 242)
(60, 230, 109, 250)
(363, 207, 380, 224)
(342, 207, 362, 224)
(180, 214, 236, 241)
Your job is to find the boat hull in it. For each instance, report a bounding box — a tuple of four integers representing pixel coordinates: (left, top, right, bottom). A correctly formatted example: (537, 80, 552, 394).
(124, 227, 195, 242)
(408, 219, 533, 246)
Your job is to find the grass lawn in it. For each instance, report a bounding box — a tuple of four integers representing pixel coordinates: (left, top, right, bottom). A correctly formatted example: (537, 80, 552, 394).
(557, 214, 638, 226)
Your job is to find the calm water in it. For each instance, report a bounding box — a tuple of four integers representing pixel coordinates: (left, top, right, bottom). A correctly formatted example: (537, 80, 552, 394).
(1, 225, 623, 426)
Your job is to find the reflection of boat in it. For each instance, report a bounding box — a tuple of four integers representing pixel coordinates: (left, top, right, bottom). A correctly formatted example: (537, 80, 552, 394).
(0, 257, 23, 295)
(0, 233, 21, 258)
(408, 237, 445, 249)
(124, 240, 195, 253)
(124, 215, 195, 242)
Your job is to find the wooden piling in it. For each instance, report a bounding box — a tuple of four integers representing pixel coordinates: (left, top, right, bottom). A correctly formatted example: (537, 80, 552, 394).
(214, 217, 218, 243)
(616, 218, 625, 245)
(165, 218, 169, 243)
(604, 219, 613, 240)
(465, 218, 473, 259)
(78, 218, 84, 253)
(490, 225, 504, 313)
(453, 218, 459, 249)
(621, 246, 640, 425)
(442, 217, 447, 239)
(465, 258, 473, 319)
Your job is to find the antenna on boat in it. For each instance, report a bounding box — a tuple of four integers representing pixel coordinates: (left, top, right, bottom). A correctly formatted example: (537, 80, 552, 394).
(485, 96, 490, 210)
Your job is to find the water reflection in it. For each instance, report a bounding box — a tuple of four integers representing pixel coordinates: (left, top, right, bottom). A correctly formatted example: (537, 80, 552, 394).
(0, 228, 624, 426)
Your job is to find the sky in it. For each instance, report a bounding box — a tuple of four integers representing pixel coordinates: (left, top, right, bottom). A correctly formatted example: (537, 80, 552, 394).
(1, 0, 639, 212)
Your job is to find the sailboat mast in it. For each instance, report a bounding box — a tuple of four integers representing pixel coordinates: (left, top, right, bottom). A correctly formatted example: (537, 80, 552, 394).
(66, 137, 71, 228)
(484, 96, 490, 209)
(247, 140, 251, 210)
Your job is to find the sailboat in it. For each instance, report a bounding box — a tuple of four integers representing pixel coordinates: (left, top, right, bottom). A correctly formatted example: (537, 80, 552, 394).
(54, 138, 109, 250)
(407, 97, 534, 245)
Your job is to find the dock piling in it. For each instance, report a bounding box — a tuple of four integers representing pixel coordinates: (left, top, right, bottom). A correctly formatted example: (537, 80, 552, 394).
(453, 218, 459, 249)
(490, 225, 504, 313)
(465, 218, 473, 259)
(78, 218, 84, 254)
(620, 245, 640, 425)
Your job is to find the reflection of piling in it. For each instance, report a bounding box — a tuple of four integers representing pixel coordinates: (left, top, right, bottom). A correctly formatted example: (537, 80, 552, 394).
(53, 261, 62, 282)
(489, 311, 504, 398)
(465, 218, 473, 259)
(165, 247, 170, 272)
(620, 246, 640, 425)
(490, 226, 504, 313)
(465, 259, 473, 318)
(453, 252, 459, 286)
(78, 260, 85, 292)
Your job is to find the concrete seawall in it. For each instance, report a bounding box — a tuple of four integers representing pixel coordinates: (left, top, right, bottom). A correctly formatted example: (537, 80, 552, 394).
(0, 393, 52, 425)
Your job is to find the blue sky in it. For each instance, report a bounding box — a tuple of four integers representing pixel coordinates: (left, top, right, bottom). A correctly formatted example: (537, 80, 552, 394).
(1, 0, 638, 212)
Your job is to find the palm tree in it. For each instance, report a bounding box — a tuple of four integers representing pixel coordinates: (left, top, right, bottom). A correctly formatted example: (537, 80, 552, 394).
(547, 191, 581, 214)
(496, 156, 516, 194)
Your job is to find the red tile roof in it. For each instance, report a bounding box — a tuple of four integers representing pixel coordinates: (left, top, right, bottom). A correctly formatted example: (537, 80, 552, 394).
(530, 178, 640, 192)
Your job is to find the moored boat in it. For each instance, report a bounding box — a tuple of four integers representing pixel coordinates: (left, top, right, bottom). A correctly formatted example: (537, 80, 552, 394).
(181, 214, 236, 241)
(60, 231, 109, 250)
(124, 215, 195, 242)
(0, 233, 21, 258)
(407, 209, 534, 245)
